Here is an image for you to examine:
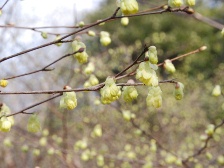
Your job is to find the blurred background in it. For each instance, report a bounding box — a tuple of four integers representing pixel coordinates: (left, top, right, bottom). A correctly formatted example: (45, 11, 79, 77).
(0, 0, 224, 167)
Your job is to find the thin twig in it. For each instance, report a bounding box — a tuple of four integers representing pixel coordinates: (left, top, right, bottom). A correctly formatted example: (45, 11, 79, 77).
(182, 119, 224, 164)
(0, 7, 194, 63)
(0, 0, 10, 10)
(4, 48, 84, 80)
(0, 80, 176, 95)
(5, 94, 62, 117)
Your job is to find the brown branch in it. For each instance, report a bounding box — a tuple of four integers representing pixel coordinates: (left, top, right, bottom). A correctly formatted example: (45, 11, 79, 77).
(182, 119, 224, 164)
(0, 0, 10, 10)
(0, 79, 176, 95)
(0, 7, 194, 64)
(4, 48, 84, 80)
(158, 46, 207, 66)
(192, 12, 224, 30)
(5, 94, 62, 117)
(115, 45, 148, 77)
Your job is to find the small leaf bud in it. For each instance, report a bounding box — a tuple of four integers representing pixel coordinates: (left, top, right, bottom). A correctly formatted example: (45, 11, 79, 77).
(164, 59, 176, 74)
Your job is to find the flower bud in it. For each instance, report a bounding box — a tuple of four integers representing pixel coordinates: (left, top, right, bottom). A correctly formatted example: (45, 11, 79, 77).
(55, 35, 62, 46)
(205, 124, 215, 136)
(146, 86, 162, 108)
(168, 0, 184, 8)
(0, 79, 8, 87)
(81, 150, 91, 161)
(41, 32, 48, 39)
(47, 148, 55, 155)
(92, 124, 102, 137)
(222, 28, 224, 37)
(89, 75, 99, 86)
(0, 118, 12, 132)
(3, 138, 12, 147)
(120, 0, 139, 15)
(0, 10, 2, 16)
(136, 62, 158, 86)
(121, 17, 129, 26)
(217, 155, 224, 165)
(75, 139, 88, 150)
(164, 59, 176, 74)
(78, 21, 85, 28)
(21, 145, 29, 152)
(100, 31, 111, 46)
(100, 77, 121, 104)
(84, 62, 95, 75)
(174, 82, 184, 100)
(97, 155, 104, 167)
(33, 149, 40, 156)
(186, 0, 196, 6)
(122, 86, 138, 102)
(146, 46, 158, 64)
(87, 30, 96, 37)
(72, 40, 88, 64)
(27, 114, 41, 133)
(122, 110, 132, 121)
(60, 89, 77, 110)
(39, 137, 47, 146)
(212, 85, 221, 97)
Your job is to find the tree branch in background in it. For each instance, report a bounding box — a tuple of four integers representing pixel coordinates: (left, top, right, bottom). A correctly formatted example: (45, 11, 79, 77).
(4, 48, 84, 80)
(0, 0, 10, 10)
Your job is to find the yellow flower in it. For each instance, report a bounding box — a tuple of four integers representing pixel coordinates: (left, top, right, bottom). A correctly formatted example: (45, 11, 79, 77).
(100, 31, 111, 46)
(168, 0, 183, 8)
(146, 86, 162, 108)
(121, 17, 129, 26)
(120, 0, 139, 15)
(0, 79, 8, 87)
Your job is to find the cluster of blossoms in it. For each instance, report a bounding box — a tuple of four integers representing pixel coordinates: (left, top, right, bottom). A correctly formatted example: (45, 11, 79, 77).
(60, 86, 77, 110)
(0, 104, 14, 132)
(72, 40, 88, 64)
(136, 46, 163, 108)
(100, 77, 121, 104)
(100, 31, 111, 46)
(168, 0, 196, 8)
